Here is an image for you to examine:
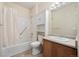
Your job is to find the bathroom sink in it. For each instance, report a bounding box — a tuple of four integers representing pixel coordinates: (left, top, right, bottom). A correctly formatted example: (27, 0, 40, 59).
(43, 36, 76, 48)
(47, 36, 72, 42)
(58, 37, 72, 42)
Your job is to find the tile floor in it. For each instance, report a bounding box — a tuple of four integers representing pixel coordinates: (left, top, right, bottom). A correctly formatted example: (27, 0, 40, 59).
(12, 50, 43, 57)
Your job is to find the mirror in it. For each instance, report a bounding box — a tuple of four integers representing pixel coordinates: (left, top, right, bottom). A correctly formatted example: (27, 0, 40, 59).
(48, 3, 78, 39)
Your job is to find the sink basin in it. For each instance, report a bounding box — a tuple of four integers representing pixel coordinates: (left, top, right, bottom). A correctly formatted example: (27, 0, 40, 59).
(43, 36, 76, 48)
(47, 36, 72, 42)
(59, 37, 71, 41)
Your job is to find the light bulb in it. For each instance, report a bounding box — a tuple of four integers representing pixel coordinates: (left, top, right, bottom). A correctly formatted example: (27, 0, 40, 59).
(55, 2, 60, 5)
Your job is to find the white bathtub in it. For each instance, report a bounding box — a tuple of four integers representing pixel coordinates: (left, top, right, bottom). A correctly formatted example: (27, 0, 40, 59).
(1, 41, 31, 57)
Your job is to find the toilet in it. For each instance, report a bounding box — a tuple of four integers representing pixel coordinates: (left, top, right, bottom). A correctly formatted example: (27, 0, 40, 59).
(31, 35, 43, 55)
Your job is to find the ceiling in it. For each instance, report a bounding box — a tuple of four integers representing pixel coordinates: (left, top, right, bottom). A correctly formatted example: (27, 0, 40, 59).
(14, 2, 52, 9)
(14, 2, 38, 9)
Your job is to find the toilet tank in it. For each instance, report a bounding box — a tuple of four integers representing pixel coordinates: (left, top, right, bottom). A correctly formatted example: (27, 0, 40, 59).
(38, 35, 44, 44)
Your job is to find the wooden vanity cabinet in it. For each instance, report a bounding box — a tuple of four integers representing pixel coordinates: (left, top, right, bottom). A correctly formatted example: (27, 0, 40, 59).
(43, 39, 77, 57)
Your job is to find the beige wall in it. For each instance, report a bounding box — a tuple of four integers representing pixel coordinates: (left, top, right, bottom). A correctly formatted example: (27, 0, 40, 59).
(0, 3, 4, 56)
(31, 2, 52, 16)
(76, 3, 79, 56)
(77, 23, 79, 56)
(31, 2, 52, 41)
(3, 3, 30, 16)
(0, 3, 3, 7)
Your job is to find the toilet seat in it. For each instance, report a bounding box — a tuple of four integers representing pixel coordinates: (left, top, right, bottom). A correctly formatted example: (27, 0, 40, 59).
(31, 41, 41, 47)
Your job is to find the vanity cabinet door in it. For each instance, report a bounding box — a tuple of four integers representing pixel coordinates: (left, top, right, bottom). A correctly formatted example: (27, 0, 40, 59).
(43, 39, 52, 56)
(56, 44, 77, 57)
(43, 39, 57, 57)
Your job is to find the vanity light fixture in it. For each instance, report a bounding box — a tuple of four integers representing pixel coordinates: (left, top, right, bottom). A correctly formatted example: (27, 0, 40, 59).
(50, 2, 67, 10)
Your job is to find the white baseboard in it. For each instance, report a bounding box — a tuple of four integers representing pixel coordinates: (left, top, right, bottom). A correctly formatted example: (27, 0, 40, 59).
(1, 42, 31, 57)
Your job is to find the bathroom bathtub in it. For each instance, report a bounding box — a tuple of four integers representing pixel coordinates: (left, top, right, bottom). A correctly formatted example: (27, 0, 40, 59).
(1, 41, 31, 57)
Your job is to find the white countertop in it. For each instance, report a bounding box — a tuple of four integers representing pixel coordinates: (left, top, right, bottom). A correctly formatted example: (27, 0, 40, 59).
(43, 36, 76, 48)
